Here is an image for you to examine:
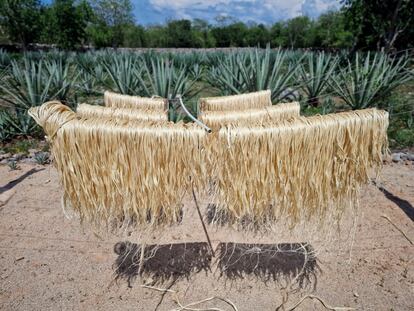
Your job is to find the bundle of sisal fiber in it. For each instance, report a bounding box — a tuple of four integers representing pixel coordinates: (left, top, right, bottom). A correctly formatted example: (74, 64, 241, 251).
(205, 108, 389, 230)
(29, 101, 207, 229)
(199, 102, 300, 129)
(199, 90, 272, 112)
(104, 91, 168, 111)
(29, 101, 388, 232)
(77, 104, 168, 122)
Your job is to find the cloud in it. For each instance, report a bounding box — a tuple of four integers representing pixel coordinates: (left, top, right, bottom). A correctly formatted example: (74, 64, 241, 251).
(301, 0, 341, 18)
(135, 0, 341, 25)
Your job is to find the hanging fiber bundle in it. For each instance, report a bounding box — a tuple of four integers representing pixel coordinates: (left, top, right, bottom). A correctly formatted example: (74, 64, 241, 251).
(199, 102, 300, 129)
(77, 104, 168, 122)
(199, 90, 272, 112)
(29, 101, 207, 229)
(206, 108, 389, 229)
(104, 91, 168, 111)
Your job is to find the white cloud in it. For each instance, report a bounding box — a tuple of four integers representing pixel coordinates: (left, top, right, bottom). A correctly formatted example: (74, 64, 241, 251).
(146, 0, 340, 23)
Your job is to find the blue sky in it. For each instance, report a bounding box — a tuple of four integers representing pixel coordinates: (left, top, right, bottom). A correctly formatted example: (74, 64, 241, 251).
(134, 0, 342, 25)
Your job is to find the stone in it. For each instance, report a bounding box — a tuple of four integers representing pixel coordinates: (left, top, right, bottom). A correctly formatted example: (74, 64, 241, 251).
(280, 87, 300, 101)
(400, 153, 408, 160)
(0, 153, 9, 160)
(0, 153, 11, 160)
(391, 153, 402, 163)
(12, 153, 26, 160)
(407, 153, 414, 161)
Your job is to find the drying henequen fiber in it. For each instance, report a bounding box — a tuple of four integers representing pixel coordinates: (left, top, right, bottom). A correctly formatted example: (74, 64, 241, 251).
(77, 104, 168, 122)
(199, 102, 300, 129)
(29, 101, 207, 229)
(29, 101, 388, 232)
(104, 91, 168, 111)
(206, 108, 389, 229)
(199, 90, 272, 112)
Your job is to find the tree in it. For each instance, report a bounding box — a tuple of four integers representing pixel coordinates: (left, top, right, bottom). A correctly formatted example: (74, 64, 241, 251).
(145, 26, 168, 48)
(42, 0, 92, 49)
(284, 16, 317, 48)
(245, 24, 270, 47)
(0, 0, 43, 48)
(211, 22, 248, 47)
(314, 11, 353, 48)
(166, 20, 193, 48)
(342, 0, 414, 51)
(90, 0, 134, 47)
(192, 19, 215, 48)
(122, 24, 146, 47)
(270, 22, 287, 47)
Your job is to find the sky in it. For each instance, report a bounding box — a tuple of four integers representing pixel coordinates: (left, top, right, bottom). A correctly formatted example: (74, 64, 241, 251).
(134, 0, 342, 25)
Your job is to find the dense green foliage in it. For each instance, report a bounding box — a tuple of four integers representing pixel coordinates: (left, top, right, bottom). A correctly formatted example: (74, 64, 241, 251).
(0, 0, 412, 50)
(342, 0, 414, 51)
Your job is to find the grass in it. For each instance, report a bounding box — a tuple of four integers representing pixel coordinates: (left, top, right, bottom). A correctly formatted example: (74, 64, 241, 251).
(0, 138, 49, 155)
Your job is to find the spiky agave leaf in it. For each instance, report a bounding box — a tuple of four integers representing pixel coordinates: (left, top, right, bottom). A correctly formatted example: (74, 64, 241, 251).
(0, 108, 40, 139)
(207, 47, 300, 102)
(101, 52, 143, 95)
(0, 59, 55, 109)
(297, 52, 339, 107)
(44, 58, 74, 104)
(138, 58, 200, 100)
(330, 52, 412, 109)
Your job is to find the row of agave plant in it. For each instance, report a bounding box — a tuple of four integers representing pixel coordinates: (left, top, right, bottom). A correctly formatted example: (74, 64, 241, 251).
(0, 47, 412, 140)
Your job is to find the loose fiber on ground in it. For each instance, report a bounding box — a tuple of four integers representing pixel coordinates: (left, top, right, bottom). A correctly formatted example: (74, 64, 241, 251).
(199, 102, 300, 129)
(29, 101, 207, 229)
(77, 104, 168, 122)
(104, 91, 168, 111)
(199, 90, 272, 112)
(205, 108, 389, 229)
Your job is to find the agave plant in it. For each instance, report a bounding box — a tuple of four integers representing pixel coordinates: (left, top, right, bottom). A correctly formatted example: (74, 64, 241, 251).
(206, 50, 248, 95)
(75, 52, 107, 96)
(0, 59, 55, 109)
(76, 65, 106, 96)
(0, 108, 40, 139)
(330, 52, 412, 109)
(0, 49, 11, 70)
(138, 58, 201, 99)
(207, 47, 300, 102)
(44, 58, 74, 104)
(297, 52, 338, 107)
(101, 53, 143, 95)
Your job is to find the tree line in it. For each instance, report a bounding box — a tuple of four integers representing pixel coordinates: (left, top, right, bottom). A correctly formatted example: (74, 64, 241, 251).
(0, 0, 412, 51)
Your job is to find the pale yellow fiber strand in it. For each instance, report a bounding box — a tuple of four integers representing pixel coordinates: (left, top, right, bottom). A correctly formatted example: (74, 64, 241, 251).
(29, 101, 388, 231)
(199, 102, 300, 129)
(77, 104, 168, 122)
(29, 101, 207, 229)
(205, 108, 389, 229)
(104, 91, 168, 111)
(199, 90, 272, 112)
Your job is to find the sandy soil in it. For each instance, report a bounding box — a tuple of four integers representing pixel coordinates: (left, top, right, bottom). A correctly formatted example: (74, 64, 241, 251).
(0, 162, 413, 311)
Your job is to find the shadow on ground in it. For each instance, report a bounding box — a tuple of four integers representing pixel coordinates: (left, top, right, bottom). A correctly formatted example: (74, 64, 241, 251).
(0, 168, 44, 194)
(376, 185, 414, 222)
(113, 241, 319, 290)
(113, 241, 212, 287)
(216, 242, 319, 289)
